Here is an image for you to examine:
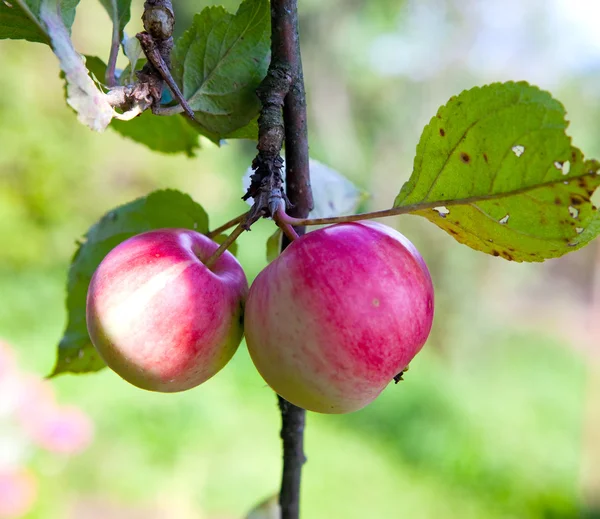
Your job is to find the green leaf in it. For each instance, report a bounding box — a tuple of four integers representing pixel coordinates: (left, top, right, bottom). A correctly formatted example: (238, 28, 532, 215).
(0, 0, 78, 44)
(395, 81, 600, 262)
(212, 232, 239, 257)
(189, 114, 259, 144)
(83, 55, 109, 86)
(51, 189, 210, 377)
(222, 115, 259, 141)
(171, 0, 270, 140)
(111, 110, 200, 156)
(98, 0, 130, 34)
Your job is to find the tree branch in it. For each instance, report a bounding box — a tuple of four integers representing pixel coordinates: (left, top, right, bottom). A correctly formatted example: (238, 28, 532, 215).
(207, 212, 249, 239)
(135, 0, 175, 111)
(270, 1, 312, 518)
(136, 31, 196, 120)
(243, 65, 293, 227)
(204, 224, 245, 269)
(278, 396, 307, 519)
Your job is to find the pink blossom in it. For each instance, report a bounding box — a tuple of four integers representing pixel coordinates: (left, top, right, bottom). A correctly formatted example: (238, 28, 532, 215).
(0, 468, 37, 519)
(0, 340, 95, 455)
(29, 405, 94, 454)
(16, 377, 93, 454)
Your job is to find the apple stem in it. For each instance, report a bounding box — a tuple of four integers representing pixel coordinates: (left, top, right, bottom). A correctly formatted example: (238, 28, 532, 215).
(207, 212, 249, 239)
(276, 206, 403, 227)
(275, 204, 300, 241)
(204, 224, 245, 270)
(277, 191, 532, 228)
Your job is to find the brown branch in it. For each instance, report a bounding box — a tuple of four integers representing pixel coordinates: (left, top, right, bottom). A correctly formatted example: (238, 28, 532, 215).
(243, 67, 293, 227)
(278, 396, 306, 519)
(135, 0, 174, 111)
(270, 1, 312, 518)
(136, 32, 196, 120)
(204, 224, 245, 270)
(242, 19, 296, 228)
(207, 212, 249, 239)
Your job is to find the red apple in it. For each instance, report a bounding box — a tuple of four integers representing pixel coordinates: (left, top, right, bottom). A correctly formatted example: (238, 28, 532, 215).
(86, 229, 248, 392)
(244, 221, 434, 414)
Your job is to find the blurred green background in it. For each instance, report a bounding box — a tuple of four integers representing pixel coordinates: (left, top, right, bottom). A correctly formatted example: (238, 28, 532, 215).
(1, 0, 600, 517)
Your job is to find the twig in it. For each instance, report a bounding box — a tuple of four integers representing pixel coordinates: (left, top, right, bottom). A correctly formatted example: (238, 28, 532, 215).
(207, 212, 249, 239)
(105, 0, 120, 87)
(136, 32, 196, 120)
(276, 206, 405, 227)
(204, 224, 245, 270)
(275, 203, 300, 241)
(134, 0, 175, 112)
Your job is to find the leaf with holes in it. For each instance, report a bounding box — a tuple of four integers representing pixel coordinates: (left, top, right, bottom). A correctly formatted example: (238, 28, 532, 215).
(0, 0, 78, 43)
(171, 0, 270, 141)
(395, 82, 600, 262)
(51, 190, 210, 377)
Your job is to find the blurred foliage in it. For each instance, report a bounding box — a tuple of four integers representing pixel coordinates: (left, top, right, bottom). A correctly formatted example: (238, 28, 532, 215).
(0, 0, 599, 517)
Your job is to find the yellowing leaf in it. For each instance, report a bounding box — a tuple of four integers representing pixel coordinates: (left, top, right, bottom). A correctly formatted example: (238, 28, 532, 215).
(396, 82, 600, 262)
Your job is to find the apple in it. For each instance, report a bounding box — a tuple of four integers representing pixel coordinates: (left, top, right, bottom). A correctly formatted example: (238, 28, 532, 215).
(86, 229, 248, 392)
(244, 221, 434, 414)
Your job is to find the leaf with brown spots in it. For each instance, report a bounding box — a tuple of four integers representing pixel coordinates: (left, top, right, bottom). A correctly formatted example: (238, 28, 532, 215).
(395, 82, 600, 262)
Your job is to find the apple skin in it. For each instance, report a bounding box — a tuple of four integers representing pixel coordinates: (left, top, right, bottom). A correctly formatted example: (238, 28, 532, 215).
(86, 229, 248, 393)
(244, 221, 434, 414)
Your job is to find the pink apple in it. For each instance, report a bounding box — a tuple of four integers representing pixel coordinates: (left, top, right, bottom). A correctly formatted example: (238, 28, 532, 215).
(244, 221, 434, 414)
(86, 229, 248, 392)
